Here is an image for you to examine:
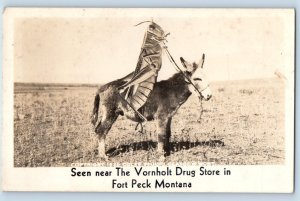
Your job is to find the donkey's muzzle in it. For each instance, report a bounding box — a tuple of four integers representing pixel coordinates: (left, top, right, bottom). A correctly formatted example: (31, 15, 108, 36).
(200, 93, 212, 101)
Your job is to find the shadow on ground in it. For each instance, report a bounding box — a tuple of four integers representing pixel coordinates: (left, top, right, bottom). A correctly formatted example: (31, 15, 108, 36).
(105, 139, 224, 157)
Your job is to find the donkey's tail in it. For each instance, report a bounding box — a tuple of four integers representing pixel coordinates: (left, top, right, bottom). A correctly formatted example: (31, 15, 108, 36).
(91, 93, 100, 126)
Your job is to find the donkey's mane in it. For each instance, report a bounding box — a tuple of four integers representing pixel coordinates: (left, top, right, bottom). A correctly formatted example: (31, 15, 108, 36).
(163, 72, 187, 85)
(168, 72, 185, 81)
(155, 72, 190, 93)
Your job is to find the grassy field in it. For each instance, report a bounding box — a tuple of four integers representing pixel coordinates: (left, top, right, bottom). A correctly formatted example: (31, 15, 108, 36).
(14, 78, 285, 167)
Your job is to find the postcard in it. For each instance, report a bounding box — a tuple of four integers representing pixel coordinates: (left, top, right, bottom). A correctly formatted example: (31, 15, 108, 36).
(2, 8, 295, 192)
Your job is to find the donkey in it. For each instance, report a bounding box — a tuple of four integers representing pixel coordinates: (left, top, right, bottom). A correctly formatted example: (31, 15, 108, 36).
(91, 54, 212, 159)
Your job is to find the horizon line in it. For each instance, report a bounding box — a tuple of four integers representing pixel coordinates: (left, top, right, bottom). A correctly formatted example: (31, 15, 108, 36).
(14, 76, 279, 86)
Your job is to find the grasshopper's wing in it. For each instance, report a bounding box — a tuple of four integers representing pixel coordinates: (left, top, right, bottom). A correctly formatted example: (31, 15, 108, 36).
(120, 22, 165, 110)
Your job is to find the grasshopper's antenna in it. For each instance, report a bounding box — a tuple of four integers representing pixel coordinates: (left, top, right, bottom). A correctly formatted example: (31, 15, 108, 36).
(135, 21, 152, 26)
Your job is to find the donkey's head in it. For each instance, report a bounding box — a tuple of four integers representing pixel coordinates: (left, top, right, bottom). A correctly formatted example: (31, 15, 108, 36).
(180, 54, 212, 101)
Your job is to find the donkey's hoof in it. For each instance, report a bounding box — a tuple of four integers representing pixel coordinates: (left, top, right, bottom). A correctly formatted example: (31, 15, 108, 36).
(135, 129, 145, 135)
(99, 155, 109, 161)
(157, 153, 166, 163)
(157, 144, 164, 153)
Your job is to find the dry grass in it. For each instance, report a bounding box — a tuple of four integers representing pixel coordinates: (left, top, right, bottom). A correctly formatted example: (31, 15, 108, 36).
(14, 78, 285, 167)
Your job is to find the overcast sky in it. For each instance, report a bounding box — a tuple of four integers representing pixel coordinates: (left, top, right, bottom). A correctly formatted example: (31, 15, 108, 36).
(13, 9, 293, 83)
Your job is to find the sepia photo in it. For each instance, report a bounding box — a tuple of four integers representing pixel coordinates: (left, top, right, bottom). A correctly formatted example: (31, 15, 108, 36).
(2, 8, 294, 192)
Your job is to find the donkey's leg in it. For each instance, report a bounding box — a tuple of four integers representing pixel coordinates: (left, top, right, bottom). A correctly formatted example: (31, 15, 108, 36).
(91, 93, 100, 126)
(157, 117, 172, 156)
(165, 117, 172, 155)
(97, 134, 106, 159)
(95, 112, 118, 160)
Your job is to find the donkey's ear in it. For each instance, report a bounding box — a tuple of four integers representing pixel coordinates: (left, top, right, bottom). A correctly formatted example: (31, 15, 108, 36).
(198, 54, 205, 68)
(181, 57, 197, 72)
(180, 57, 187, 69)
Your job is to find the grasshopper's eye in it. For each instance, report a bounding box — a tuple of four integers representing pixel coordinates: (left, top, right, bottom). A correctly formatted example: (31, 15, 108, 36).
(193, 78, 202, 81)
(149, 25, 155, 30)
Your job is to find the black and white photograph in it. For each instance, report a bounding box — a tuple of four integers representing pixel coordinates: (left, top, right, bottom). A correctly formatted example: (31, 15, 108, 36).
(2, 8, 294, 192)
